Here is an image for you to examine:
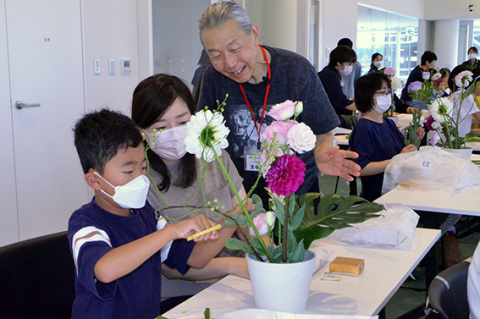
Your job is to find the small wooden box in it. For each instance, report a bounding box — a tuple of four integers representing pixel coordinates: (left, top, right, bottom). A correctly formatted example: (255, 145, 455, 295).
(329, 256, 364, 276)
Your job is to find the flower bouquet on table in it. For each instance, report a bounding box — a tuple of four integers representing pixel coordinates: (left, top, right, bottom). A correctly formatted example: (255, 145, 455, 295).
(184, 99, 384, 264)
(424, 70, 480, 149)
(404, 71, 444, 148)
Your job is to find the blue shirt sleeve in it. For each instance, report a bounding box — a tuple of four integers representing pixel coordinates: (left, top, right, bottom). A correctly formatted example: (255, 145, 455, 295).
(163, 239, 195, 275)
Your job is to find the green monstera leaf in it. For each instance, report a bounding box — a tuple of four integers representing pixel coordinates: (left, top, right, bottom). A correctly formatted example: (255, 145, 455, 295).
(294, 194, 384, 249)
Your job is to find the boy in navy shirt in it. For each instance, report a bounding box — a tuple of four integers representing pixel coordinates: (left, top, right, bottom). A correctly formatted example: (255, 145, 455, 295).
(69, 109, 226, 318)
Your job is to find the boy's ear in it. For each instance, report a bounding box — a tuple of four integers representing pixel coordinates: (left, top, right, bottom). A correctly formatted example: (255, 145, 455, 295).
(85, 171, 101, 191)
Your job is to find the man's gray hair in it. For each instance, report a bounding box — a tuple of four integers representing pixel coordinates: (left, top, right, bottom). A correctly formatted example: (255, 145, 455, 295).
(199, 1, 252, 38)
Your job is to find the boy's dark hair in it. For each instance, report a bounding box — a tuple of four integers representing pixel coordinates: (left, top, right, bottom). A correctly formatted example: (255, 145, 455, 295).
(468, 46, 478, 54)
(355, 73, 391, 113)
(337, 38, 353, 49)
(328, 46, 357, 68)
(439, 67, 450, 79)
(448, 64, 473, 92)
(74, 109, 143, 174)
(421, 51, 437, 65)
(131, 74, 196, 191)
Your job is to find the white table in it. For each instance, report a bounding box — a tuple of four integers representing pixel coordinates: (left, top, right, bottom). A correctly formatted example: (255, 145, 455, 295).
(163, 228, 440, 318)
(375, 184, 480, 217)
(467, 141, 480, 153)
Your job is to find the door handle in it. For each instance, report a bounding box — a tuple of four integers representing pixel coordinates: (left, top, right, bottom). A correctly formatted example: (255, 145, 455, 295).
(15, 100, 41, 110)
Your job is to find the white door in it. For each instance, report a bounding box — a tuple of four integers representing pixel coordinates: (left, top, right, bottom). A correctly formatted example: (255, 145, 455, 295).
(0, 0, 19, 246)
(2, 0, 88, 244)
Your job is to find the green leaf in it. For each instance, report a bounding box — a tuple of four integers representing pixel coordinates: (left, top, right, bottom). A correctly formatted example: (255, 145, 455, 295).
(204, 307, 211, 319)
(225, 238, 254, 254)
(274, 197, 285, 226)
(288, 239, 306, 263)
(288, 193, 296, 217)
(290, 205, 305, 231)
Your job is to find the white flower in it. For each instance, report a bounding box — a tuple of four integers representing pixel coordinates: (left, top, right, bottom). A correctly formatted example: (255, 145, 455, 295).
(286, 122, 316, 154)
(432, 72, 442, 81)
(455, 70, 473, 89)
(249, 213, 269, 237)
(294, 101, 303, 117)
(185, 110, 229, 162)
(265, 211, 276, 230)
(422, 72, 430, 80)
(431, 120, 441, 130)
(428, 97, 453, 124)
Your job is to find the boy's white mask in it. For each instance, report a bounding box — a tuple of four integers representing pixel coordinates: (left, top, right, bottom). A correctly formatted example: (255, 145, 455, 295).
(94, 172, 150, 209)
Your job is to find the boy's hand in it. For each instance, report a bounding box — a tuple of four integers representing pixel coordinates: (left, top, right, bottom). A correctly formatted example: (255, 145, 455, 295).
(172, 215, 219, 242)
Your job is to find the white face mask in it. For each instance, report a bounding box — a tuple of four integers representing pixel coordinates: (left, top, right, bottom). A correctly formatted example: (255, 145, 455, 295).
(95, 172, 150, 209)
(373, 94, 392, 114)
(145, 125, 188, 161)
(373, 60, 383, 68)
(468, 54, 477, 60)
(340, 64, 353, 77)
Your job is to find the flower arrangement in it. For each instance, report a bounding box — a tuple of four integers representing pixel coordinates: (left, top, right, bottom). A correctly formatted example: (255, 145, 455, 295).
(404, 71, 445, 148)
(183, 99, 383, 264)
(423, 70, 480, 149)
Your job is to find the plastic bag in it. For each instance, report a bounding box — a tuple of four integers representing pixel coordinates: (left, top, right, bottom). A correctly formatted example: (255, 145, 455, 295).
(382, 146, 480, 195)
(322, 203, 419, 251)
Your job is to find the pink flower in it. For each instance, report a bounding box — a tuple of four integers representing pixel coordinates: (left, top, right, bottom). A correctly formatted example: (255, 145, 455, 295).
(249, 213, 269, 237)
(268, 100, 297, 120)
(261, 120, 293, 145)
(455, 70, 473, 89)
(432, 72, 442, 81)
(287, 122, 316, 154)
(384, 67, 396, 77)
(265, 154, 305, 196)
(425, 115, 435, 131)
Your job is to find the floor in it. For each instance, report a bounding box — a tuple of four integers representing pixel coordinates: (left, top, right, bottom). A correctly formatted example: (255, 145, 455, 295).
(318, 174, 479, 319)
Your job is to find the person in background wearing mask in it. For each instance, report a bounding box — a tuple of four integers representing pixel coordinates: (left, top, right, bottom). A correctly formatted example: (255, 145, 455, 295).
(337, 38, 362, 99)
(349, 73, 423, 202)
(463, 46, 479, 72)
(131, 74, 251, 310)
(400, 50, 437, 103)
(367, 53, 383, 74)
(318, 45, 358, 117)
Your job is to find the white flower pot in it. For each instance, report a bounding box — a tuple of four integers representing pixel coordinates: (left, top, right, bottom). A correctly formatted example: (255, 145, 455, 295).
(246, 250, 316, 314)
(442, 147, 473, 160)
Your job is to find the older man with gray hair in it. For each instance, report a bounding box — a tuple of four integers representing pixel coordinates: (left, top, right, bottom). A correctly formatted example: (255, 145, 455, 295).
(197, 1, 360, 203)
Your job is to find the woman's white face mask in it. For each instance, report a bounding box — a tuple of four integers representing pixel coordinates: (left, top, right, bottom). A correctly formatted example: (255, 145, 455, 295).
(144, 125, 188, 161)
(373, 94, 392, 114)
(340, 64, 353, 77)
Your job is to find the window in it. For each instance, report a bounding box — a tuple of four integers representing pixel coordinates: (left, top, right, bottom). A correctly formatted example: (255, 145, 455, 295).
(357, 5, 419, 84)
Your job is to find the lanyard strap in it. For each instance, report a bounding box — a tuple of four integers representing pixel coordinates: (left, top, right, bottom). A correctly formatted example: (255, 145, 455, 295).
(239, 45, 271, 142)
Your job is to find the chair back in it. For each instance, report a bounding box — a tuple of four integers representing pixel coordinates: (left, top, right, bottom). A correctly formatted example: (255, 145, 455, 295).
(427, 261, 470, 319)
(0, 231, 75, 318)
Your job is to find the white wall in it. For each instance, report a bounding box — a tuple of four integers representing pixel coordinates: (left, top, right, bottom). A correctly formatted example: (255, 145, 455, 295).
(82, 0, 140, 116)
(151, 0, 209, 88)
(425, 0, 480, 20)
(433, 20, 460, 70)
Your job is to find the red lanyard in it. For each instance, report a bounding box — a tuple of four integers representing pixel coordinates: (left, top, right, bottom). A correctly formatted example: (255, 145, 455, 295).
(239, 45, 271, 144)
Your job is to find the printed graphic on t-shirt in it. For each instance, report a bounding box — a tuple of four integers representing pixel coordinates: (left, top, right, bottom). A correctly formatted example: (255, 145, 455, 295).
(222, 103, 273, 158)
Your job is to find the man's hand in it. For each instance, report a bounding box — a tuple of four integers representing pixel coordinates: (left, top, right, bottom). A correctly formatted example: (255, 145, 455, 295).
(314, 146, 360, 181)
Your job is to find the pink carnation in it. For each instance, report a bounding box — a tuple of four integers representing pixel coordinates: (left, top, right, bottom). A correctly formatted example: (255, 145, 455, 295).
(268, 100, 296, 121)
(249, 213, 269, 237)
(384, 67, 396, 76)
(261, 120, 293, 145)
(265, 154, 305, 196)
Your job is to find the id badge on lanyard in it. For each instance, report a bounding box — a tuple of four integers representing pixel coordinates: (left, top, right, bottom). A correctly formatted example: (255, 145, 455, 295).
(240, 45, 271, 172)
